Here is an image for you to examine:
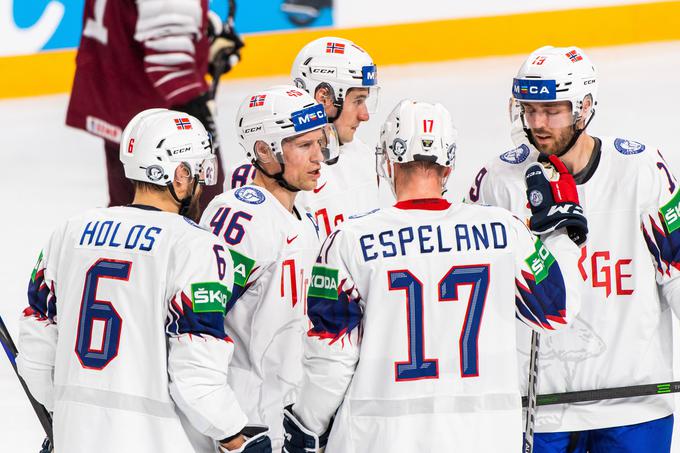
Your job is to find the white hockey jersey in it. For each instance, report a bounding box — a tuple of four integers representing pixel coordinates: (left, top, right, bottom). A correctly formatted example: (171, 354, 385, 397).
(200, 185, 320, 448)
(467, 137, 680, 432)
(17, 206, 246, 453)
(293, 198, 581, 452)
(226, 139, 394, 241)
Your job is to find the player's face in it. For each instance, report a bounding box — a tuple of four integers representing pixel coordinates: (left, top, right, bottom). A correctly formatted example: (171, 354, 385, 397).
(523, 101, 576, 154)
(282, 128, 325, 191)
(335, 88, 370, 143)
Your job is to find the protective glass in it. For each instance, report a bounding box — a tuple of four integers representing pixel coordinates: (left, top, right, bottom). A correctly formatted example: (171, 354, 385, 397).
(511, 98, 576, 130)
(182, 156, 218, 186)
(345, 86, 380, 115)
(374, 144, 390, 180)
(320, 124, 340, 162)
(277, 123, 340, 164)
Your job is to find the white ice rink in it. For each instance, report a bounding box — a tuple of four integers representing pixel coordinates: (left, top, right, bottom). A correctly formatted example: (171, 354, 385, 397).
(1, 41, 680, 451)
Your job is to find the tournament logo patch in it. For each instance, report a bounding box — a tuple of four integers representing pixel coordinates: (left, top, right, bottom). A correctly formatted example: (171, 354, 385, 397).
(392, 138, 407, 158)
(146, 165, 165, 181)
(529, 190, 543, 207)
(235, 186, 265, 205)
(614, 138, 646, 155)
(446, 143, 457, 163)
(500, 144, 530, 164)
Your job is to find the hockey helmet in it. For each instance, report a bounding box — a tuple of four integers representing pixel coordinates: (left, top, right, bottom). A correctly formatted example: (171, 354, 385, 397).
(119, 109, 218, 187)
(291, 37, 380, 115)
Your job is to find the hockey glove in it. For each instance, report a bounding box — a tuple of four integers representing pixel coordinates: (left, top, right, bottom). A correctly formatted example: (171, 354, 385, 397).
(282, 405, 332, 453)
(173, 93, 220, 154)
(218, 425, 272, 453)
(525, 154, 588, 245)
(207, 11, 244, 82)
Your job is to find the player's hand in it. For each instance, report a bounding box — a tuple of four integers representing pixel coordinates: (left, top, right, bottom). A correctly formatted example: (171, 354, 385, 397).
(282, 405, 331, 453)
(525, 154, 588, 245)
(218, 425, 271, 452)
(207, 11, 244, 82)
(173, 93, 220, 154)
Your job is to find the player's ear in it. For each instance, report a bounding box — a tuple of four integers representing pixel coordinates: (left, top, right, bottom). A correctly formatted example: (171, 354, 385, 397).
(314, 86, 333, 108)
(172, 163, 192, 198)
(578, 95, 593, 127)
(254, 140, 274, 164)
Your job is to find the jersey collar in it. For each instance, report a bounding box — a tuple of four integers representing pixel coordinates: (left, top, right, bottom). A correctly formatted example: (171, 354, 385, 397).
(394, 198, 451, 211)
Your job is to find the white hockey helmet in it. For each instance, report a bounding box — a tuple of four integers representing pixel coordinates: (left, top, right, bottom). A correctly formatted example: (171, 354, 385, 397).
(291, 37, 380, 115)
(120, 108, 218, 186)
(235, 84, 340, 166)
(511, 46, 597, 132)
(376, 100, 457, 192)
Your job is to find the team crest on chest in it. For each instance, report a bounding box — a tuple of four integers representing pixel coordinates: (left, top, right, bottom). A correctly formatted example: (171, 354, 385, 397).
(235, 186, 266, 204)
(500, 144, 530, 164)
(614, 138, 646, 155)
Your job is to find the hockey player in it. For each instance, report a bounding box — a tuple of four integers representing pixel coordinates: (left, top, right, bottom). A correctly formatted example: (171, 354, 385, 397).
(282, 100, 585, 452)
(66, 0, 242, 211)
(17, 109, 270, 453)
(228, 37, 389, 240)
(199, 85, 339, 448)
(467, 45, 680, 451)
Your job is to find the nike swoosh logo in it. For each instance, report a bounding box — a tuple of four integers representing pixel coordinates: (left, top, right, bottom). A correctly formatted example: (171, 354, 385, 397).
(313, 182, 327, 193)
(286, 235, 298, 244)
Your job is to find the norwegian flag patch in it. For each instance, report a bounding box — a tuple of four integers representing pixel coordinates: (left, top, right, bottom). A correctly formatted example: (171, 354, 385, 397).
(326, 42, 345, 54)
(174, 118, 192, 130)
(249, 95, 266, 107)
(565, 50, 583, 62)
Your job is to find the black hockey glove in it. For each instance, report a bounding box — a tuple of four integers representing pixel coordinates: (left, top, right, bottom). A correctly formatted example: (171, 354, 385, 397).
(282, 405, 332, 453)
(525, 154, 588, 245)
(218, 425, 272, 453)
(207, 11, 244, 82)
(173, 92, 220, 154)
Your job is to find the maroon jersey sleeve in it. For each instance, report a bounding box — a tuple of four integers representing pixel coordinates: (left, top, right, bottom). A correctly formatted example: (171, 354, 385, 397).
(66, 0, 209, 143)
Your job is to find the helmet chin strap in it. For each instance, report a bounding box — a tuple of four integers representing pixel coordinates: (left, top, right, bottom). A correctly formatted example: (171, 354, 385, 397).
(168, 178, 199, 217)
(525, 110, 596, 158)
(253, 161, 301, 192)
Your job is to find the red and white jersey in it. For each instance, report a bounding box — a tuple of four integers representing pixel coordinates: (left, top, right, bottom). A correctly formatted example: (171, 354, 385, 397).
(466, 137, 680, 432)
(17, 206, 245, 453)
(293, 198, 581, 451)
(200, 185, 320, 448)
(66, 0, 210, 143)
(226, 139, 394, 242)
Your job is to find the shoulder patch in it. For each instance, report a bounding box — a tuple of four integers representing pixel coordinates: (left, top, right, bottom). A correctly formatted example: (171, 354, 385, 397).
(348, 208, 381, 219)
(500, 144, 530, 164)
(614, 138, 646, 155)
(182, 217, 202, 229)
(234, 186, 266, 205)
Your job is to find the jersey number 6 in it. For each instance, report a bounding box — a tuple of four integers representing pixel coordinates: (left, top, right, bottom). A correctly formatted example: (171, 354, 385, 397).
(388, 265, 489, 381)
(75, 259, 131, 370)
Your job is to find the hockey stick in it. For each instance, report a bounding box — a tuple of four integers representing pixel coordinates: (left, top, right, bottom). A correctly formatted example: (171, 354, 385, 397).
(0, 314, 54, 444)
(208, 0, 239, 100)
(522, 380, 680, 408)
(523, 331, 540, 453)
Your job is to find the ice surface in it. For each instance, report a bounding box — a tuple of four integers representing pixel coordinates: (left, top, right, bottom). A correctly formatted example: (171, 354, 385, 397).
(1, 41, 679, 451)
